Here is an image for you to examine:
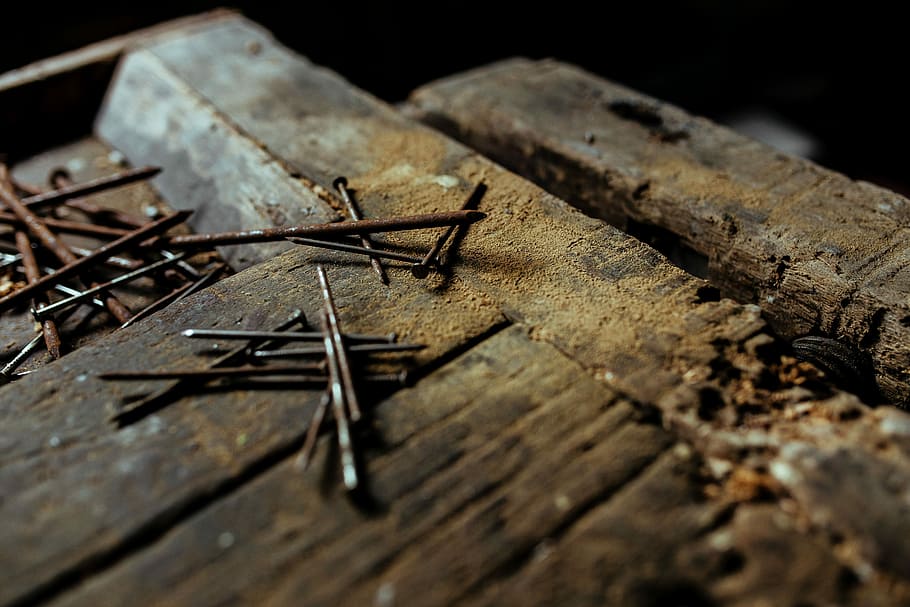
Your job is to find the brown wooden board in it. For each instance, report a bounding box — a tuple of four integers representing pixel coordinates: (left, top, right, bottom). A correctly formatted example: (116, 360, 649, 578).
(405, 59, 910, 407)
(0, 15, 909, 607)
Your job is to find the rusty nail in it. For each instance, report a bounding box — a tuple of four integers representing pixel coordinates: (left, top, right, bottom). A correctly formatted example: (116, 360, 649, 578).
(286, 236, 424, 264)
(317, 265, 361, 422)
(334, 176, 388, 285)
(33, 252, 189, 320)
(21, 166, 161, 212)
(14, 231, 62, 358)
(250, 342, 425, 359)
(0, 210, 192, 312)
(411, 182, 487, 278)
(157, 209, 486, 249)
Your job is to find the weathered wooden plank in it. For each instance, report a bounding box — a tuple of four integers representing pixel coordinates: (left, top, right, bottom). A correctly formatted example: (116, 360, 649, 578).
(99, 20, 766, 410)
(97, 50, 336, 269)
(4, 16, 910, 607)
(1, 138, 190, 373)
(0, 250, 502, 607)
(405, 59, 910, 406)
(52, 326, 677, 607)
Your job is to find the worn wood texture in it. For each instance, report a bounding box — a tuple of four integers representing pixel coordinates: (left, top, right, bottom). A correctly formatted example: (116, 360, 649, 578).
(405, 59, 910, 407)
(1, 16, 910, 607)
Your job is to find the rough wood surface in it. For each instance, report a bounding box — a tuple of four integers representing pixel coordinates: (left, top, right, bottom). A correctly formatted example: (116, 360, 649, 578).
(405, 59, 910, 407)
(0, 138, 193, 374)
(2, 16, 910, 607)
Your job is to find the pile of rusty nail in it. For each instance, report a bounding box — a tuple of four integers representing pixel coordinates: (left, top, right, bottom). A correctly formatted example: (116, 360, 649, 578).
(0, 164, 226, 382)
(1, 166, 485, 384)
(104, 265, 422, 490)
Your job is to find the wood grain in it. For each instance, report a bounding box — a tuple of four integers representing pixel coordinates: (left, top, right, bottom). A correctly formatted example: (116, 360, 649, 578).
(1, 15, 909, 607)
(405, 58, 910, 406)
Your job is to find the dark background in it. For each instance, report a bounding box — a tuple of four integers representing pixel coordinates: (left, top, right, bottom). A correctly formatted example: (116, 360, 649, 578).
(1, 2, 905, 194)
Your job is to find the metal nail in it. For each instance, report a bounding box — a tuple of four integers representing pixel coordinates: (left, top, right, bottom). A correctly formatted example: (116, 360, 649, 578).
(0, 210, 192, 312)
(119, 264, 227, 330)
(411, 182, 487, 278)
(334, 176, 388, 285)
(181, 328, 395, 343)
(33, 252, 189, 320)
(99, 362, 326, 381)
(317, 265, 361, 422)
(21, 166, 161, 212)
(250, 342, 425, 359)
(157, 210, 486, 249)
(15, 231, 62, 358)
(286, 236, 424, 264)
(320, 308, 359, 490)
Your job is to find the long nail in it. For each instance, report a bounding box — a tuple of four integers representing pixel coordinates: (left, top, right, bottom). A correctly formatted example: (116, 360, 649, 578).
(334, 177, 388, 285)
(0, 210, 192, 312)
(320, 308, 359, 490)
(21, 166, 161, 212)
(411, 182, 487, 278)
(99, 362, 325, 381)
(108, 310, 307, 425)
(33, 253, 189, 320)
(181, 328, 395, 343)
(14, 231, 62, 358)
(287, 236, 424, 264)
(49, 168, 149, 229)
(250, 342, 425, 359)
(0, 212, 130, 238)
(157, 210, 486, 249)
(295, 391, 331, 471)
(119, 264, 227, 330)
(317, 265, 361, 422)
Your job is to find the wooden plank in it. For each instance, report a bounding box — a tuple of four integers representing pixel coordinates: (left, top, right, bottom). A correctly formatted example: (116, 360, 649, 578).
(405, 59, 910, 406)
(51, 326, 677, 607)
(2, 16, 910, 607)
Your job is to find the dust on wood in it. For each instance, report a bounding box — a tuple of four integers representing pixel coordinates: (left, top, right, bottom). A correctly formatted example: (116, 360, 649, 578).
(2, 15, 910, 607)
(406, 58, 910, 407)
